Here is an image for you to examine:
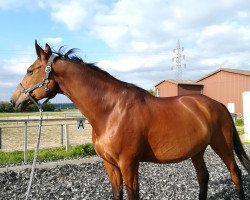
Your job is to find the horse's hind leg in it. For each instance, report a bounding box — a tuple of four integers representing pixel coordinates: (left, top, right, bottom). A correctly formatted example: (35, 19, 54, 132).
(191, 149, 209, 200)
(103, 160, 123, 200)
(211, 141, 245, 200)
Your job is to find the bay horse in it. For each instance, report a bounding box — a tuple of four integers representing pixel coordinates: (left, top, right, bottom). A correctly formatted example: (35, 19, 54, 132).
(11, 41, 250, 200)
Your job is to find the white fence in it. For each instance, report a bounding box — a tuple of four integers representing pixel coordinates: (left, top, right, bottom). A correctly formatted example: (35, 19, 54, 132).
(0, 117, 92, 163)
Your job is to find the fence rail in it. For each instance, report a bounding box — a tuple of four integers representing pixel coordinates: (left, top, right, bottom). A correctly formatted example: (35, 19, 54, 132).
(0, 117, 92, 163)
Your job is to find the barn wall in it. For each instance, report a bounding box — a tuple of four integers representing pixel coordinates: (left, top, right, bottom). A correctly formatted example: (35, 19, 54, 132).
(198, 71, 250, 114)
(178, 85, 203, 96)
(155, 81, 178, 97)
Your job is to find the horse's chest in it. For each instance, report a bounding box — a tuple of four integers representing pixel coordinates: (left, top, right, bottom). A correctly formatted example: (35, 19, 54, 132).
(93, 135, 120, 163)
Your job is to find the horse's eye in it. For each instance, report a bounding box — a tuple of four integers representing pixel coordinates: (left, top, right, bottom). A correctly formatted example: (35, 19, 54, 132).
(27, 69, 33, 75)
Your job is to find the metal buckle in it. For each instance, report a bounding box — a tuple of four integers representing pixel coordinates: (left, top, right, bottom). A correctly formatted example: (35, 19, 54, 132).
(45, 66, 51, 73)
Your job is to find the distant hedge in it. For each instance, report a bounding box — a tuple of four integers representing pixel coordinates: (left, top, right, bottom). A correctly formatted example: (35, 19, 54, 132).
(0, 101, 55, 112)
(0, 102, 14, 112)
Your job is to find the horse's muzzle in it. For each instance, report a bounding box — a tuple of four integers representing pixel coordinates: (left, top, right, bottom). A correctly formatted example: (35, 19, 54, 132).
(10, 99, 15, 108)
(10, 96, 29, 111)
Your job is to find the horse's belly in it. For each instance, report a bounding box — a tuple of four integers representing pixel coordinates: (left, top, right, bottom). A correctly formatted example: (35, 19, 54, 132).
(146, 131, 210, 163)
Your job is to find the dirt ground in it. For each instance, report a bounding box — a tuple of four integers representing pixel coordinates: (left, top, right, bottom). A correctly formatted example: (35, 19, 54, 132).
(0, 119, 93, 151)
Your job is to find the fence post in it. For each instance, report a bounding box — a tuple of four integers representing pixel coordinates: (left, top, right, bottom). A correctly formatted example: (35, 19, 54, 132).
(60, 124, 64, 145)
(24, 121, 28, 164)
(64, 124, 70, 152)
(0, 127, 2, 149)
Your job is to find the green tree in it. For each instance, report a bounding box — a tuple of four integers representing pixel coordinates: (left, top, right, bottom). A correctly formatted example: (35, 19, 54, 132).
(0, 102, 14, 112)
(26, 104, 38, 112)
(43, 101, 55, 111)
(147, 89, 156, 96)
(26, 101, 55, 112)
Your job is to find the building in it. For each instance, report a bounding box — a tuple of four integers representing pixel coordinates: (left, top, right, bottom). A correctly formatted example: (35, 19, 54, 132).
(155, 79, 203, 97)
(155, 68, 250, 115)
(197, 68, 250, 114)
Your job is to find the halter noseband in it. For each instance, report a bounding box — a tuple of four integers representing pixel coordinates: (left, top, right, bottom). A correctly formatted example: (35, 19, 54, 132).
(17, 54, 58, 109)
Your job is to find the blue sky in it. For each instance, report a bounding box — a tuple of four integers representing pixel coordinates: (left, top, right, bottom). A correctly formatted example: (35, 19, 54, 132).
(1, 0, 250, 103)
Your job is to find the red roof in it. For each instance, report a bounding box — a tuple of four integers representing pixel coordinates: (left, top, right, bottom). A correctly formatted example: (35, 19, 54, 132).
(155, 79, 203, 87)
(197, 68, 250, 82)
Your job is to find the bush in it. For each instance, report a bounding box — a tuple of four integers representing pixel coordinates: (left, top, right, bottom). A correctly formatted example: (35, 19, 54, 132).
(43, 101, 55, 111)
(235, 118, 244, 126)
(0, 102, 14, 112)
(26, 104, 38, 112)
(147, 89, 156, 96)
(0, 101, 54, 112)
(68, 143, 96, 157)
(25, 101, 55, 112)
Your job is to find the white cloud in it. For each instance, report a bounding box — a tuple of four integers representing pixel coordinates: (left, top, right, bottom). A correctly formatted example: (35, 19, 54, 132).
(2, 0, 250, 95)
(43, 37, 63, 45)
(50, 1, 87, 31)
(2, 55, 32, 75)
(0, 53, 34, 91)
(0, 81, 15, 88)
(98, 53, 169, 72)
(197, 24, 250, 54)
(47, 0, 106, 31)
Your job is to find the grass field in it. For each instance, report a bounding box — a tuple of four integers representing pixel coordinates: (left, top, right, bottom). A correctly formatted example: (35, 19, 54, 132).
(0, 143, 96, 165)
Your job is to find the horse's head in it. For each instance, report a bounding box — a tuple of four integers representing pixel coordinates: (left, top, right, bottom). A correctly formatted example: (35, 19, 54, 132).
(10, 41, 59, 111)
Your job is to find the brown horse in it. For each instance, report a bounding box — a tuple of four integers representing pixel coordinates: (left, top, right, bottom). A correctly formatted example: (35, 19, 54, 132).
(11, 41, 250, 200)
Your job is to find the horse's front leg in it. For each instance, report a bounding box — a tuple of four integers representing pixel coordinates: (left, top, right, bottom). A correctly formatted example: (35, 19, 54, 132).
(120, 160, 139, 200)
(103, 160, 123, 200)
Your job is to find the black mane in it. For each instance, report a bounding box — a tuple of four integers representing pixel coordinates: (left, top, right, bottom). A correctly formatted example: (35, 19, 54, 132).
(52, 46, 83, 62)
(52, 46, 151, 95)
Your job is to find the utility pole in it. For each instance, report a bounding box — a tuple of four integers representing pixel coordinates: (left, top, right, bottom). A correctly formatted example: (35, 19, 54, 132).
(171, 40, 186, 81)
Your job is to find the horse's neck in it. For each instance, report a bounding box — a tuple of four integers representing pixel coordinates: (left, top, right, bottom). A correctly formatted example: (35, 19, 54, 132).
(53, 60, 118, 129)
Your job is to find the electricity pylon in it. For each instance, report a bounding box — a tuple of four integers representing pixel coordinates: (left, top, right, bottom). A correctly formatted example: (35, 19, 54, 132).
(171, 40, 186, 81)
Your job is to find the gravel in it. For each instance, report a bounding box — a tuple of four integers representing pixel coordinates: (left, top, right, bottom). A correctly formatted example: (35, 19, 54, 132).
(0, 146, 250, 200)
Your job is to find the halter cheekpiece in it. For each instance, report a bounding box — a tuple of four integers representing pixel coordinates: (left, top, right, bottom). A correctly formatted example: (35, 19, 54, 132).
(17, 54, 57, 109)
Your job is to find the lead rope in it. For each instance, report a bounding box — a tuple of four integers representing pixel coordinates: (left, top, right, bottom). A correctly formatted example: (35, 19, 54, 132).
(17, 54, 57, 199)
(25, 108, 43, 200)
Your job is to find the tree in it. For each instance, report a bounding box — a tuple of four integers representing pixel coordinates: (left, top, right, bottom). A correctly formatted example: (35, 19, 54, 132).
(26, 104, 38, 112)
(0, 102, 14, 112)
(147, 89, 156, 96)
(43, 101, 55, 111)
(26, 101, 55, 111)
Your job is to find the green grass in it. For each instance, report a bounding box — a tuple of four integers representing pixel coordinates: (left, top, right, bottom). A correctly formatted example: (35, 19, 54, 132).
(0, 143, 96, 165)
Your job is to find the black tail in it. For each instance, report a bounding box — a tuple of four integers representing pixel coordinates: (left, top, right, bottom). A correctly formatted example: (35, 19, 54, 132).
(233, 124, 250, 174)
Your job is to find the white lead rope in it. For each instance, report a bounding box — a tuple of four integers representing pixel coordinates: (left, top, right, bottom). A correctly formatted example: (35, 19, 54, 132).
(16, 54, 57, 199)
(25, 108, 43, 200)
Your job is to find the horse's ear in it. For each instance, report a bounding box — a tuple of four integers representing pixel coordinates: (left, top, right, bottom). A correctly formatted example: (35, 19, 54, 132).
(44, 43, 52, 54)
(35, 40, 45, 58)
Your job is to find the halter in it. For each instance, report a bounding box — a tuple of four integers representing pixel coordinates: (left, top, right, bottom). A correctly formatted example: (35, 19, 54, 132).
(17, 54, 58, 110)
